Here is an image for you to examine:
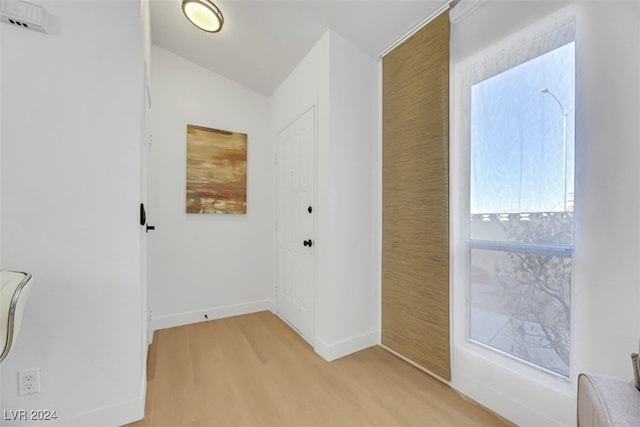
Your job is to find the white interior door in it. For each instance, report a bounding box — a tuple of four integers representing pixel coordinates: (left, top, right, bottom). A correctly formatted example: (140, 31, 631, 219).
(141, 99, 152, 346)
(142, 134, 153, 345)
(276, 107, 315, 342)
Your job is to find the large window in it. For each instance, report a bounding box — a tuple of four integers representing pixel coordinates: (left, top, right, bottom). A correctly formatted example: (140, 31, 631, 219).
(466, 29, 575, 377)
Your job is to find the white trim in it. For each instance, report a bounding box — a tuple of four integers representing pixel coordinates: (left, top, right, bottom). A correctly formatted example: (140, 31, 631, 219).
(274, 104, 316, 139)
(314, 330, 378, 362)
(376, 59, 383, 344)
(449, 27, 457, 398)
(451, 3, 577, 381)
(379, 1, 449, 58)
(151, 299, 274, 331)
(50, 395, 144, 427)
(449, 4, 578, 426)
(311, 99, 319, 349)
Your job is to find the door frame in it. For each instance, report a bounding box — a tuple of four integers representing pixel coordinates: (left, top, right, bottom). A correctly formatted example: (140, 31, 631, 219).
(274, 103, 318, 345)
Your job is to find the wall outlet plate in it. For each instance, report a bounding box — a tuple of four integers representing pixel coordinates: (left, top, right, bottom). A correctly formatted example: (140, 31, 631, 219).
(18, 368, 40, 396)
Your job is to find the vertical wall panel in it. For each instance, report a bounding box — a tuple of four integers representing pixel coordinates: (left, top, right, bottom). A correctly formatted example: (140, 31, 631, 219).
(382, 11, 450, 381)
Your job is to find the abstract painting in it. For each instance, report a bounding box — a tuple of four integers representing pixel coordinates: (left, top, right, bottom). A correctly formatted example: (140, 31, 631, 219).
(186, 124, 247, 214)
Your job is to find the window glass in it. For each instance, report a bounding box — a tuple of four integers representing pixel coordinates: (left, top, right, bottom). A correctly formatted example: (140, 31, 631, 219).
(470, 42, 575, 217)
(468, 41, 575, 377)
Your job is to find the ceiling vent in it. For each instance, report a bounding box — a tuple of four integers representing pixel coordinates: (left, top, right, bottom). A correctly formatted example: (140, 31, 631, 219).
(0, 0, 48, 33)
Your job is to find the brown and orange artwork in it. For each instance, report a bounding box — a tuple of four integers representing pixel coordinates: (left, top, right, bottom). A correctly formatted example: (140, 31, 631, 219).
(186, 124, 247, 214)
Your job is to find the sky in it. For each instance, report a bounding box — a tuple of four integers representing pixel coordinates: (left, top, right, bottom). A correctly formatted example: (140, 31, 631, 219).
(470, 41, 576, 214)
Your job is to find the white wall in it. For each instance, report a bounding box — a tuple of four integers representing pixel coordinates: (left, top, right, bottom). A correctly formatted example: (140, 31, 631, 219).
(270, 33, 330, 154)
(269, 32, 330, 348)
(573, 0, 640, 380)
(148, 45, 274, 330)
(0, 3, 4, 414)
(320, 33, 378, 354)
(270, 30, 379, 361)
(0, 1, 144, 425)
(450, 2, 640, 426)
(150, 29, 377, 359)
(140, 0, 152, 347)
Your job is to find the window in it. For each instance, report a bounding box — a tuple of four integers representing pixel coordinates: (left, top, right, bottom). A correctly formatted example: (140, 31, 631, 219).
(465, 27, 575, 377)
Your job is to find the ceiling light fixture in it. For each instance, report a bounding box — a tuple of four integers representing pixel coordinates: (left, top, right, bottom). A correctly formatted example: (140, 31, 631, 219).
(182, 0, 224, 33)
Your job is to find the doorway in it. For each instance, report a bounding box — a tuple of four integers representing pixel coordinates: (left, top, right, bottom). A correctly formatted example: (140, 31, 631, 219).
(276, 107, 316, 342)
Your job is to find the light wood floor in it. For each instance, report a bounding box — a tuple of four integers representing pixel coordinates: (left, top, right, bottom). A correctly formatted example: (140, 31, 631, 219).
(127, 311, 513, 426)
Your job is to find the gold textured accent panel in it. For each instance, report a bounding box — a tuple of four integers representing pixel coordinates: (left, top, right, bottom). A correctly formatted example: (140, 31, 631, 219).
(382, 11, 450, 381)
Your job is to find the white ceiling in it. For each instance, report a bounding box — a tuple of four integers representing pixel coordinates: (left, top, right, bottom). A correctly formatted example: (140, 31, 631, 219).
(150, 0, 444, 96)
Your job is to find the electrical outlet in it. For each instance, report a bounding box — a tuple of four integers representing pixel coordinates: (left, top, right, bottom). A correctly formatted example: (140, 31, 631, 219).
(18, 368, 40, 396)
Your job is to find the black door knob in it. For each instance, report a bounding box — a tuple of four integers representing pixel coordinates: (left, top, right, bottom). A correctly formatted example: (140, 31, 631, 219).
(303, 239, 313, 247)
(308, 206, 312, 214)
(146, 225, 155, 233)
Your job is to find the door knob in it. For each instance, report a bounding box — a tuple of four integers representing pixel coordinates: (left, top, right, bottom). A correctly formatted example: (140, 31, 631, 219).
(303, 239, 313, 247)
(146, 225, 155, 233)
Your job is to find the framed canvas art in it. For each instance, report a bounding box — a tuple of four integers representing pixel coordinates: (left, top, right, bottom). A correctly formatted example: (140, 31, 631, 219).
(186, 124, 247, 214)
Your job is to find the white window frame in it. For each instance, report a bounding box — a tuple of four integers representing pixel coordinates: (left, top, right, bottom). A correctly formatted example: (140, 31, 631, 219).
(450, 6, 578, 396)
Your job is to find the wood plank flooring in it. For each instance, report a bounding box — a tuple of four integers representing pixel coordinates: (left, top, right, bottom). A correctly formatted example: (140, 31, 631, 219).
(127, 311, 512, 426)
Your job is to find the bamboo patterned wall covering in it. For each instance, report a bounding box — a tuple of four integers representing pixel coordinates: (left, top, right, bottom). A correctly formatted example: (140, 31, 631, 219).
(382, 10, 450, 381)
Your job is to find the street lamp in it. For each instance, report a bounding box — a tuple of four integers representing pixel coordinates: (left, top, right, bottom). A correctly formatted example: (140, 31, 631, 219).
(540, 88, 568, 211)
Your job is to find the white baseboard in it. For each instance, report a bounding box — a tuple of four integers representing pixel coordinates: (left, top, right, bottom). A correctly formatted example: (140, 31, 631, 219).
(151, 299, 274, 331)
(50, 395, 144, 427)
(314, 330, 378, 362)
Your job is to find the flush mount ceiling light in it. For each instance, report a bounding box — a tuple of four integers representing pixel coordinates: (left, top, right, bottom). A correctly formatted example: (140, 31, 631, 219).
(182, 0, 224, 33)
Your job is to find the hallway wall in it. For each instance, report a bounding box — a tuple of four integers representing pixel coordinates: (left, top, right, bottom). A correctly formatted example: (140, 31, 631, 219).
(0, 1, 145, 424)
(149, 45, 275, 330)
